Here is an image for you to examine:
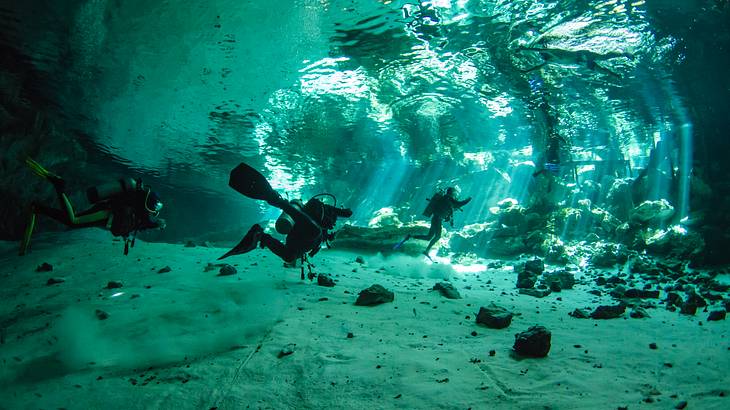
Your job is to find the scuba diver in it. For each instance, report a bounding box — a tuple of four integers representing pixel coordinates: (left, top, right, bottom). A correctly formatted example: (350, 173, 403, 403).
(532, 131, 568, 178)
(518, 46, 633, 78)
(218, 163, 353, 268)
(19, 158, 165, 256)
(394, 187, 471, 259)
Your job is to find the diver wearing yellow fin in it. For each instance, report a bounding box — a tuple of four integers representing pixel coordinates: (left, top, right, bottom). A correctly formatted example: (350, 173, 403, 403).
(20, 158, 166, 255)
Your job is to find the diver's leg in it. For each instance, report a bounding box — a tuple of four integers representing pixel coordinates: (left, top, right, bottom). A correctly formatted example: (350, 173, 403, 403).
(413, 216, 440, 241)
(18, 211, 36, 256)
(33, 203, 71, 225)
(261, 234, 299, 263)
(218, 224, 264, 260)
(423, 217, 443, 254)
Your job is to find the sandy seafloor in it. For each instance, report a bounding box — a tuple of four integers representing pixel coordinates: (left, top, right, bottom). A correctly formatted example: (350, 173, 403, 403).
(0, 230, 727, 410)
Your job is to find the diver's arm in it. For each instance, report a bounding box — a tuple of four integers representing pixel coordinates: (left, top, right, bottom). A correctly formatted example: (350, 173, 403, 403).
(138, 216, 165, 230)
(453, 197, 472, 208)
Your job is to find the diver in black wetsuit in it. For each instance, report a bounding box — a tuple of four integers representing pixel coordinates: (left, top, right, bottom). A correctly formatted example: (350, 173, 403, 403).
(396, 187, 471, 257)
(532, 132, 567, 178)
(20, 158, 165, 255)
(219, 163, 353, 263)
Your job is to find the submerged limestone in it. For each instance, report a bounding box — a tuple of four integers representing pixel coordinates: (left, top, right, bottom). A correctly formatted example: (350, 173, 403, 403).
(513, 326, 551, 358)
(355, 284, 395, 306)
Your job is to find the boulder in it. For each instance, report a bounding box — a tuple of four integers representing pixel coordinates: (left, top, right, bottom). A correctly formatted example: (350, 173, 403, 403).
(707, 310, 726, 321)
(355, 284, 394, 306)
(623, 288, 660, 299)
(569, 309, 590, 319)
(630, 200, 675, 225)
(317, 274, 335, 287)
(591, 243, 629, 267)
(542, 270, 575, 290)
(432, 282, 461, 299)
(476, 304, 513, 329)
(590, 304, 626, 319)
(218, 264, 237, 276)
(513, 326, 551, 358)
(516, 258, 544, 289)
(519, 288, 551, 298)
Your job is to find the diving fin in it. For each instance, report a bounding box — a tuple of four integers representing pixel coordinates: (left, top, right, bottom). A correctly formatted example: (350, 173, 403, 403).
(25, 158, 60, 180)
(218, 224, 263, 260)
(25, 157, 64, 190)
(228, 163, 280, 204)
(392, 234, 411, 250)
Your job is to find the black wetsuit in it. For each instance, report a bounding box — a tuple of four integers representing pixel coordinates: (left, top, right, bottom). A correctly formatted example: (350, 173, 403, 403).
(414, 194, 471, 254)
(34, 181, 162, 236)
(261, 198, 352, 262)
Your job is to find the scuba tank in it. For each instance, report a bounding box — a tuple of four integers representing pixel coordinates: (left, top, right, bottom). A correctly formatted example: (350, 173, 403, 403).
(275, 199, 304, 234)
(87, 178, 139, 203)
(423, 190, 445, 217)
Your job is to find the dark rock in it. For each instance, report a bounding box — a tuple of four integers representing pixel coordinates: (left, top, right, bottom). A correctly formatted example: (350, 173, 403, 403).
(606, 275, 626, 285)
(725, 300, 730, 312)
(476, 303, 513, 329)
(277, 343, 296, 358)
(347, 332, 354, 338)
(46, 277, 65, 286)
(516, 258, 544, 289)
(595, 277, 607, 286)
(587, 289, 602, 296)
(630, 200, 674, 225)
(649, 342, 658, 350)
(524, 258, 545, 275)
(432, 282, 461, 299)
(519, 288, 551, 298)
(158, 266, 172, 273)
(666, 292, 682, 306)
(355, 256, 365, 264)
(707, 310, 726, 321)
(317, 274, 336, 287)
(686, 291, 707, 308)
(543, 270, 575, 290)
(218, 264, 237, 276)
(591, 243, 628, 267)
(679, 302, 697, 315)
(610, 286, 627, 298)
(489, 350, 496, 356)
(36, 262, 53, 272)
(104, 280, 122, 289)
(590, 304, 626, 319)
(630, 307, 650, 318)
(184, 241, 196, 248)
(355, 284, 394, 306)
(513, 326, 551, 358)
(569, 309, 590, 319)
(675, 401, 688, 410)
(95, 309, 109, 320)
(624, 288, 660, 299)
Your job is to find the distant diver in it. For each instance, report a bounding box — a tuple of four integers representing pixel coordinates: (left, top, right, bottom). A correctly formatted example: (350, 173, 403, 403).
(19, 158, 165, 256)
(394, 187, 471, 258)
(518, 46, 634, 78)
(532, 132, 568, 178)
(218, 163, 353, 267)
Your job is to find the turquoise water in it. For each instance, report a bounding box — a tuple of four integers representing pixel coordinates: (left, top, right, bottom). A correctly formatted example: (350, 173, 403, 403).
(1, 0, 728, 243)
